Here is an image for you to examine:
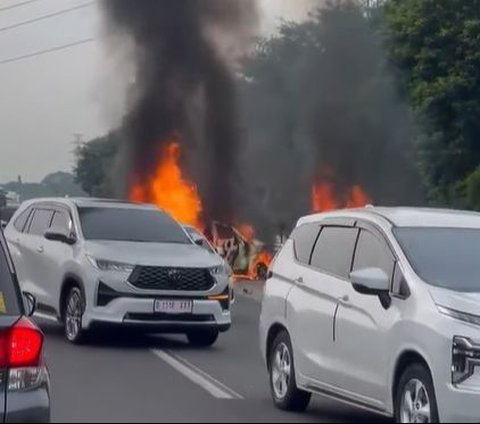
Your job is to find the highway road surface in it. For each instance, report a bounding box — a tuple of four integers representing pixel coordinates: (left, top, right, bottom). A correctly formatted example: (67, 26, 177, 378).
(36, 282, 387, 423)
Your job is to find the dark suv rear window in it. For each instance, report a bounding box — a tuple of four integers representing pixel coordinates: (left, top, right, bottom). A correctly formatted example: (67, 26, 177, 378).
(0, 237, 21, 315)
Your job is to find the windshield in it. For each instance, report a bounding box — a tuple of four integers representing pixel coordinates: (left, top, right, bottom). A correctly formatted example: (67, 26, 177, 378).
(78, 207, 191, 244)
(394, 227, 480, 292)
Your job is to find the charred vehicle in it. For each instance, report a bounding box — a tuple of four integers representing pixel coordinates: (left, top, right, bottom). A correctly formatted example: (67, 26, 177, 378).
(204, 222, 271, 280)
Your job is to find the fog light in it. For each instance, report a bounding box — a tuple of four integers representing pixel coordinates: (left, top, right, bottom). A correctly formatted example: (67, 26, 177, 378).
(452, 337, 480, 385)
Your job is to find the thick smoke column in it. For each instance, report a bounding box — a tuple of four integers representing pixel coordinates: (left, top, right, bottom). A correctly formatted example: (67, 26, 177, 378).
(101, 0, 258, 223)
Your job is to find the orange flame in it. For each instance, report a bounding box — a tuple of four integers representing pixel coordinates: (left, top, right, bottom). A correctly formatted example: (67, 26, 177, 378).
(311, 182, 370, 212)
(129, 142, 203, 228)
(238, 223, 255, 242)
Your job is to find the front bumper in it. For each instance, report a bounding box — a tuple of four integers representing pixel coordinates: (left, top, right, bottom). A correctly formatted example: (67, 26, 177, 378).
(83, 295, 231, 333)
(438, 383, 480, 423)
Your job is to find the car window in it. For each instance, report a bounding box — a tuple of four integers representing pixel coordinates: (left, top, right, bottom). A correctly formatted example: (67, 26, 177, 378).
(28, 209, 54, 236)
(352, 229, 395, 282)
(291, 223, 320, 265)
(51, 210, 71, 233)
(310, 226, 359, 279)
(13, 207, 32, 232)
(78, 207, 191, 244)
(0, 237, 21, 315)
(392, 263, 410, 297)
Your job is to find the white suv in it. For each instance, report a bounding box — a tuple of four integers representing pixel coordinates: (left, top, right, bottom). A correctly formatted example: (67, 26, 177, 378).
(260, 207, 480, 423)
(5, 198, 232, 346)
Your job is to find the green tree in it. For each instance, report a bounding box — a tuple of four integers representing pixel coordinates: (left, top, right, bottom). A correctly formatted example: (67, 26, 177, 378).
(384, 0, 480, 207)
(74, 133, 119, 196)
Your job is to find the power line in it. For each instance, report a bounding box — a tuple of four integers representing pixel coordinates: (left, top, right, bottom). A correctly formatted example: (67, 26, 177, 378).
(0, 37, 95, 65)
(0, 1, 94, 33)
(0, 0, 43, 12)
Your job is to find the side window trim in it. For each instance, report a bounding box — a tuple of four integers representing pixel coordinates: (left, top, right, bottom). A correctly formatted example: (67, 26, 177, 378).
(354, 220, 409, 296)
(24, 208, 37, 234)
(307, 226, 323, 265)
(309, 225, 360, 281)
(291, 223, 321, 266)
(14, 206, 33, 233)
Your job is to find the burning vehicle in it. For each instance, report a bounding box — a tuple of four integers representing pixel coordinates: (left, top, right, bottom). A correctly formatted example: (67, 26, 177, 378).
(204, 221, 272, 280)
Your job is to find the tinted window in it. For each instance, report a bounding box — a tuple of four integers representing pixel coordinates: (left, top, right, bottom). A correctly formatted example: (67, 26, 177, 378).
(291, 223, 320, 264)
(28, 209, 54, 236)
(0, 238, 21, 315)
(51, 210, 71, 233)
(392, 263, 410, 297)
(394, 227, 480, 292)
(353, 230, 394, 281)
(13, 207, 31, 232)
(78, 207, 191, 244)
(311, 227, 359, 278)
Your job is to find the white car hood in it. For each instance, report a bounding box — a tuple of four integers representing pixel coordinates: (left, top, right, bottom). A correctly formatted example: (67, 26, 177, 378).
(429, 286, 480, 316)
(85, 241, 222, 268)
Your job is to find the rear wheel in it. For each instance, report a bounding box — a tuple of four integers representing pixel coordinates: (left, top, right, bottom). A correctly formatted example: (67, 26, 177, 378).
(63, 287, 87, 344)
(269, 330, 311, 412)
(187, 329, 219, 347)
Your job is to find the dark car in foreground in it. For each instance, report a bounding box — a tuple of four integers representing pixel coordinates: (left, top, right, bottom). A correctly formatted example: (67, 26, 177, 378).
(0, 228, 50, 422)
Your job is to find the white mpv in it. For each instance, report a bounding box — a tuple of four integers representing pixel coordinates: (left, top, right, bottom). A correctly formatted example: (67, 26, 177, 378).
(260, 207, 480, 423)
(5, 198, 232, 346)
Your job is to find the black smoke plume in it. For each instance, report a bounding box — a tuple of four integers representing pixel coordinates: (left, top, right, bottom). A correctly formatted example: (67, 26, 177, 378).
(238, 0, 425, 241)
(101, 0, 258, 224)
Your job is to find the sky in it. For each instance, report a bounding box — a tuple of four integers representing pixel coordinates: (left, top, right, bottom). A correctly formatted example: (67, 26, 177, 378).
(0, 0, 319, 183)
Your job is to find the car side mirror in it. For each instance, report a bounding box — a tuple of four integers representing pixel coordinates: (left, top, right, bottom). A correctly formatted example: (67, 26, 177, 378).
(45, 227, 76, 245)
(350, 267, 390, 295)
(0, 220, 6, 231)
(194, 238, 204, 247)
(23, 292, 36, 317)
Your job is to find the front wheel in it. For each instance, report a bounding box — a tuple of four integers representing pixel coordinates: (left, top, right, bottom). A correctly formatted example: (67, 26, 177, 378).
(269, 331, 311, 412)
(63, 287, 88, 344)
(187, 329, 219, 347)
(395, 363, 439, 423)
(256, 263, 268, 280)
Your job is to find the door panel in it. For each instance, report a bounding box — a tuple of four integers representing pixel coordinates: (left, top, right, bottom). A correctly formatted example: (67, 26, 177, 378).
(333, 226, 397, 406)
(288, 268, 348, 386)
(335, 288, 395, 405)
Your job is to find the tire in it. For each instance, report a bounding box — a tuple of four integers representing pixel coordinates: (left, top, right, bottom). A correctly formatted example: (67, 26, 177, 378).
(269, 330, 311, 412)
(63, 286, 88, 345)
(187, 329, 219, 347)
(256, 263, 268, 280)
(394, 363, 439, 423)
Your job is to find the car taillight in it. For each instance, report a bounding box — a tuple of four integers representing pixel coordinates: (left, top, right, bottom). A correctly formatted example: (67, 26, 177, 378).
(0, 317, 43, 369)
(0, 318, 47, 392)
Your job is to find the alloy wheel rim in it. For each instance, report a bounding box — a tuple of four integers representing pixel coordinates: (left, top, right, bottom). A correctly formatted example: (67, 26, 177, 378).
(272, 343, 291, 399)
(400, 378, 431, 423)
(65, 292, 82, 341)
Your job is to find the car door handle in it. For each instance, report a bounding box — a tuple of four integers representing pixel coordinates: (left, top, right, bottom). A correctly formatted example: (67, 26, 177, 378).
(37, 246, 44, 254)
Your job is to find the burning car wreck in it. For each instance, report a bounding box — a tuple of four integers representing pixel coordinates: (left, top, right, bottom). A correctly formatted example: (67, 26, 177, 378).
(204, 221, 272, 280)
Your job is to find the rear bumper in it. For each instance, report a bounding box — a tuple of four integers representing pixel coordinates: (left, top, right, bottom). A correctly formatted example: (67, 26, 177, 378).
(5, 381, 50, 423)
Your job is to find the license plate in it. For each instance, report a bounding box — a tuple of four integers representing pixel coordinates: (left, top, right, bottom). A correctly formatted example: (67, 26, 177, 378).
(154, 299, 193, 314)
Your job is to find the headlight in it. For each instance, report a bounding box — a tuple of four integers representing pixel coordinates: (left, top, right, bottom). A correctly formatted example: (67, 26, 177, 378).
(86, 256, 135, 273)
(438, 305, 480, 326)
(209, 265, 227, 276)
(452, 336, 480, 385)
